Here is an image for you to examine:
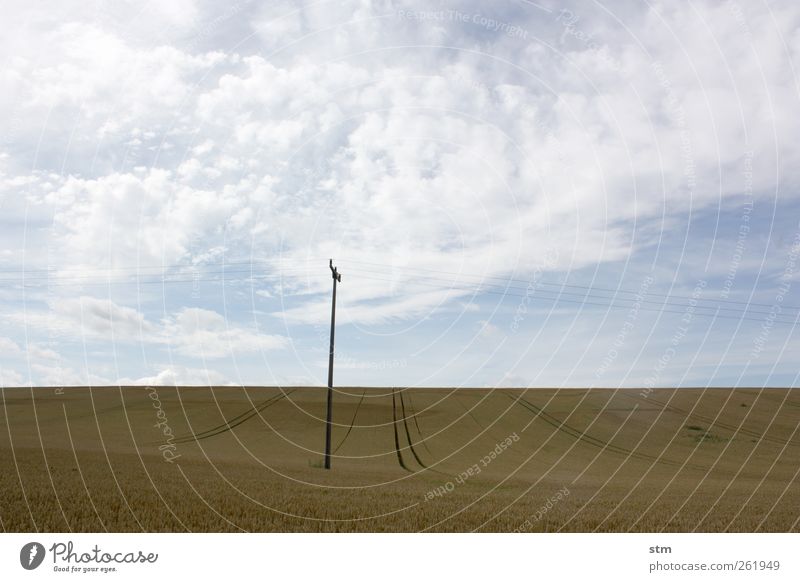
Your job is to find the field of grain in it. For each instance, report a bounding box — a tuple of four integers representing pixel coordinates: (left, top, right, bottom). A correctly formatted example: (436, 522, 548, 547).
(1, 386, 799, 532)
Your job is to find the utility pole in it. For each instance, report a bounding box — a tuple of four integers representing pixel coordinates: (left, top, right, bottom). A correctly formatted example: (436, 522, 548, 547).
(324, 259, 341, 469)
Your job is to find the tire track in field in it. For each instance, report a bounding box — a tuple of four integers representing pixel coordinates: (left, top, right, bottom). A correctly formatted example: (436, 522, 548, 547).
(397, 390, 432, 470)
(403, 391, 434, 456)
(456, 395, 486, 430)
(333, 390, 366, 454)
(621, 392, 800, 447)
(396, 391, 450, 476)
(174, 390, 290, 442)
(506, 393, 711, 472)
(455, 394, 529, 464)
(391, 389, 412, 472)
(171, 390, 294, 444)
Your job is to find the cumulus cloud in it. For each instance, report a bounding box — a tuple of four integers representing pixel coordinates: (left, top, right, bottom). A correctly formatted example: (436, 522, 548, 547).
(40, 170, 245, 269)
(118, 365, 233, 386)
(0, 367, 24, 387)
(0, 336, 62, 363)
(162, 307, 288, 358)
(53, 296, 157, 338)
(30, 364, 110, 387)
(4, 299, 288, 361)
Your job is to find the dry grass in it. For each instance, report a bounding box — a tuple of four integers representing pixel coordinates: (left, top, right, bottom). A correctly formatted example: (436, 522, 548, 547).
(1, 386, 799, 532)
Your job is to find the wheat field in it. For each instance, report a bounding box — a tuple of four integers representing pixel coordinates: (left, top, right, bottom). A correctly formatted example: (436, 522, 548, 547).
(1, 386, 799, 532)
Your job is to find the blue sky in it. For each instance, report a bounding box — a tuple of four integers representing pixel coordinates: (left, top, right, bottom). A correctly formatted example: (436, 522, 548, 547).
(1, 0, 799, 388)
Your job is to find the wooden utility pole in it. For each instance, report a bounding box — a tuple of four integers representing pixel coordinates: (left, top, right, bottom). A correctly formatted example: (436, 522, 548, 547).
(324, 259, 341, 469)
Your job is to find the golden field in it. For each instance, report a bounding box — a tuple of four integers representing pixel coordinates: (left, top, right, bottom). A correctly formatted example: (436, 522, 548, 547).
(1, 386, 799, 532)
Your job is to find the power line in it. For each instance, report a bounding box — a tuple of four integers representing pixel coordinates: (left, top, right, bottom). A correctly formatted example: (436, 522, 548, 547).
(339, 258, 800, 313)
(0, 255, 326, 275)
(343, 266, 789, 318)
(4, 255, 797, 314)
(0, 271, 323, 289)
(1, 256, 797, 325)
(0, 266, 317, 285)
(349, 272, 800, 326)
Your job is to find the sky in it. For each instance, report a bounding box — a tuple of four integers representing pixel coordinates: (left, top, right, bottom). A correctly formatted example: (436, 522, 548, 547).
(1, 0, 799, 389)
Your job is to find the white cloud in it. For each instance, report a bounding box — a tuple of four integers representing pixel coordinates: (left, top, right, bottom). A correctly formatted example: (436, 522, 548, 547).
(162, 307, 288, 358)
(494, 372, 528, 388)
(30, 364, 109, 387)
(0, 337, 20, 353)
(0, 367, 24, 386)
(476, 320, 503, 342)
(278, 287, 475, 325)
(5, 300, 288, 361)
(118, 365, 233, 386)
(40, 170, 243, 269)
(52, 296, 157, 338)
(0, 336, 62, 363)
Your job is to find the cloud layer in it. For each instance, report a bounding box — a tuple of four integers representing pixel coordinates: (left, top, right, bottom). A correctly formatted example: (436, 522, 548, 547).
(1, 0, 799, 387)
